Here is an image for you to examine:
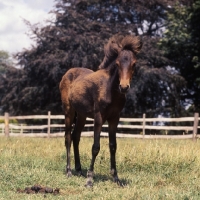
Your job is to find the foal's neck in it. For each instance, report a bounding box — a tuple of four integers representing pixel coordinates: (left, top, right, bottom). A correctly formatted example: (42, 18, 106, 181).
(105, 62, 120, 93)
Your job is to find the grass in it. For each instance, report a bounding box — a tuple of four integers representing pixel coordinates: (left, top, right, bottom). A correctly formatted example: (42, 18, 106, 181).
(0, 137, 200, 200)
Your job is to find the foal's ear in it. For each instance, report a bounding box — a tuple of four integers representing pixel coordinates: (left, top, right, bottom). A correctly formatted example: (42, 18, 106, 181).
(134, 36, 143, 54)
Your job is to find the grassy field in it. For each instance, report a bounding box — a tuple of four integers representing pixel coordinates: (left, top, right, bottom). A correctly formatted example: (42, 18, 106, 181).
(0, 137, 200, 200)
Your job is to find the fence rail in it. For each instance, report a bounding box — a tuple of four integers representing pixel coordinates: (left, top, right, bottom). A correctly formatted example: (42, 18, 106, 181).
(0, 112, 199, 139)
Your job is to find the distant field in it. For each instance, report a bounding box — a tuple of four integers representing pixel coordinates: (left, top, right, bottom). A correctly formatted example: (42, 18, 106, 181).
(0, 137, 200, 200)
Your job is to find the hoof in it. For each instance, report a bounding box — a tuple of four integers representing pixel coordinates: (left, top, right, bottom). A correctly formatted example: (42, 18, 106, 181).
(85, 170, 94, 188)
(114, 177, 123, 187)
(85, 180, 93, 188)
(67, 172, 72, 177)
(66, 169, 72, 177)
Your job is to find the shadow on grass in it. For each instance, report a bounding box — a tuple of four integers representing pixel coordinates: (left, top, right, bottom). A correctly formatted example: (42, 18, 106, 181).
(62, 168, 130, 186)
(94, 174, 130, 186)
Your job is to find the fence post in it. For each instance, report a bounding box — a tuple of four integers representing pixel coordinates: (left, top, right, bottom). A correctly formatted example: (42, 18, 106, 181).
(47, 111, 51, 138)
(4, 112, 9, 137)
(142, 113, 146, 138)
(193, 112, 199, 141)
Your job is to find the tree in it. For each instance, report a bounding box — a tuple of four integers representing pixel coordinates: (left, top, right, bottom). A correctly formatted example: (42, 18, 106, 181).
(0, 51, 23, 115)
(0, 0, 188, 117)
(0, 50, 10, 74)
(159, 0, 200, 113)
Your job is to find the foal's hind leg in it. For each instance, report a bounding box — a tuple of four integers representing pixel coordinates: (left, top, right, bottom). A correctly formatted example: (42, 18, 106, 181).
(108, 116, 122, 186)
(72, 114, 86, 176)
(64, 108, 75, 177)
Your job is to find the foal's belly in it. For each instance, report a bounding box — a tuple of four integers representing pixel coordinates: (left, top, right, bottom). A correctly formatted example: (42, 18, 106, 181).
(70, 95, 94, 117)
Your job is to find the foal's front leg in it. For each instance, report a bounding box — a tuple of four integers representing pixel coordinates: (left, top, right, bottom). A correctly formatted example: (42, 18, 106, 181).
(108, 117, 122, 186)
(86, 112, 102, 187)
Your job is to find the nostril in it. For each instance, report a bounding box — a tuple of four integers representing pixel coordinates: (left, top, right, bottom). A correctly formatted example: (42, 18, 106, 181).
(125, 85, 129, 92)
(119, 84, 130, 93)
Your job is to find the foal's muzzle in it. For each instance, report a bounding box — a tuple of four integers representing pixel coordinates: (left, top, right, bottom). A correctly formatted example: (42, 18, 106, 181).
(119, 84, 130, 94)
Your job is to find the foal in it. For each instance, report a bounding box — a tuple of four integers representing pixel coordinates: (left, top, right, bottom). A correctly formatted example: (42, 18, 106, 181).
(60, 35, 142, 187)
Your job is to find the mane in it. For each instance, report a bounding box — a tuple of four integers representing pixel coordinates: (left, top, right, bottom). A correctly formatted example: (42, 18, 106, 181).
(121, 35, 143, 54)
(98, 34, 142, 69)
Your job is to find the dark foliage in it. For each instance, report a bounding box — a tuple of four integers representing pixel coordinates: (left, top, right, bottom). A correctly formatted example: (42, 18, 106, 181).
(159, 0, 200, 113)
(0, 0, 192, 117)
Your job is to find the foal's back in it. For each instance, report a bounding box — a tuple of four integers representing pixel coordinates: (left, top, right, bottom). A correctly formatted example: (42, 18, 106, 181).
(60, 67, 112, 116)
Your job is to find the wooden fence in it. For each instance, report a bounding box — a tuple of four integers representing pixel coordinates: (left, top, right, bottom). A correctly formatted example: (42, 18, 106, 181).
(0, 112, 199, 139)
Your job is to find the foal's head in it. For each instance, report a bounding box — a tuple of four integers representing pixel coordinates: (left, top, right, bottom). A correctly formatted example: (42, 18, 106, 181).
(116, 35, 142, 93)
(116, 50, 136, 93)
(99, 34, 142, 94)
